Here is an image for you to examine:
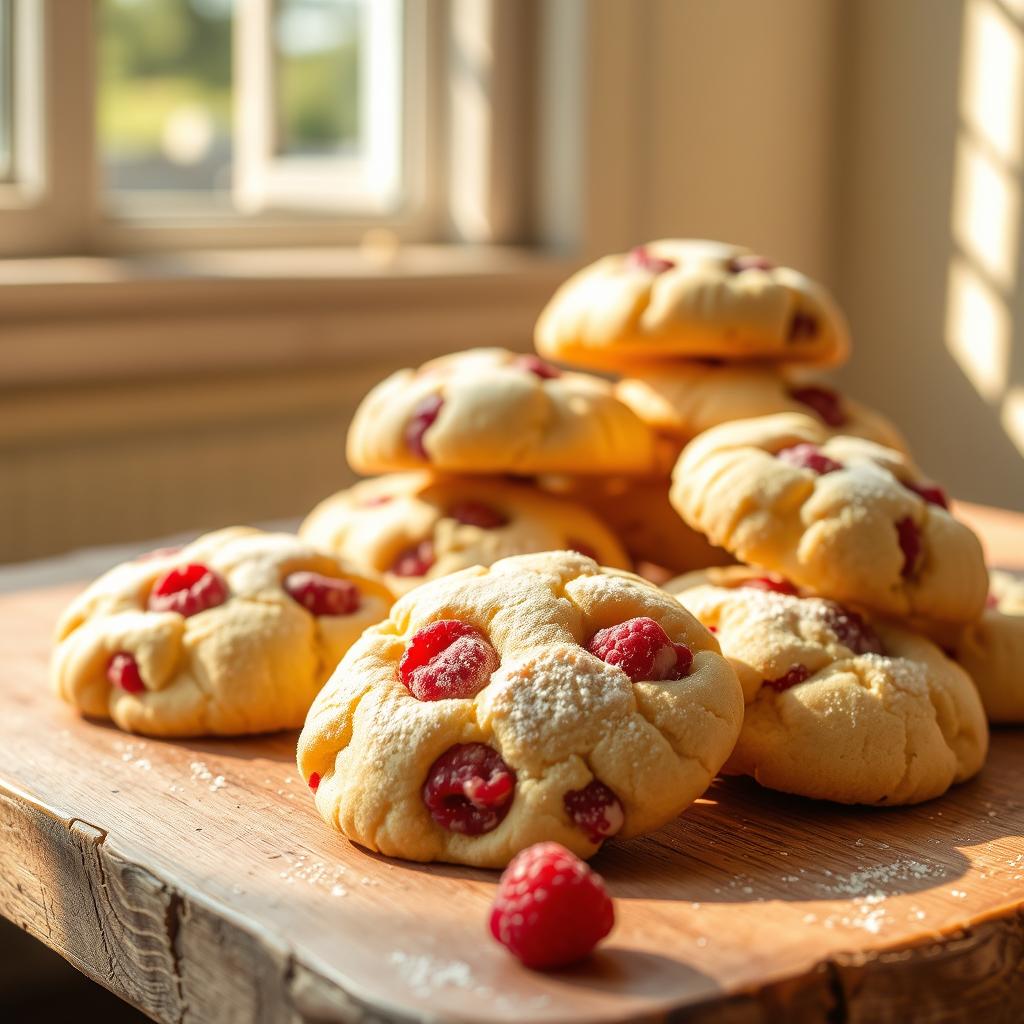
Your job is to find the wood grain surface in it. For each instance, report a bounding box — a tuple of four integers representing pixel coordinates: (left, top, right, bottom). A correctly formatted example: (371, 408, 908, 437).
(1, 505, 1023, 1024)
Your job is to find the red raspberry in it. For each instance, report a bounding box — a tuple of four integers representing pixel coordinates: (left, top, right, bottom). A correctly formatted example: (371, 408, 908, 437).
(399, 620, 499, 701)
(106, 652, 144, 693)
(986, 592, 1000, 610)
(489, 842, 614, 969)
(564, 781, 624, 844)
(741, 576, 800, 596)
(904, 480, 950, 509)
(626, 246, 675, 274)
(361, 495, 394, 508)
(816, 602, 885, 655)
(776, 443, 843, 476)
(788, 310, 820, 341)
(727, 254, 776, 273)
(308, 772, 321, 792)
(148, 563, 228, 617)
(896, 517, 921, 578)
(422, 743, 515, 834)
(283, 571, 361, 616)
(587, 617, 693, 682)
(405, 394, 443, 459)
(764, 664, 812, 692)
(391, 539, 435, 577)
(515, 354, 562, 379)
(448, 501, 508, 529)
(787, 385, 847, 428)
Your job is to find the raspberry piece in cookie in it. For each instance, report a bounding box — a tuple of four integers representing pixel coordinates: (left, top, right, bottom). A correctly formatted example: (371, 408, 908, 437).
(53, 528, 393, 737)
(490, 842, 614, 969)
(399, 620, 499, 701)
(448, 500, 508, 529)
(896, 517, 921, 578)
(404, 394, 443, 460)
(627, 245, 676, 274)
(284, 572, 361, 616)
(391, 539, 436, 578)
(107, 652, 145, 693)
(741, 575, 800, 596)
(564, 781, 624, 843)
(422, 743, 515, 835)
(148, 563, 228, 617)
(514, 354, 562, 379)
(787, 384, 847, 427)
(905, 480, 949, 509)
(297, 551, 743, 867)
(587, 617, 693, 681)
(776, 443, 843, 476)
(667, 566, 989, 805)
(671, 413, 988, 623)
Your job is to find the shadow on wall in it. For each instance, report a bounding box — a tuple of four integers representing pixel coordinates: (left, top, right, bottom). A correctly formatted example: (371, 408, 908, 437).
(838, 0, 1024, 510)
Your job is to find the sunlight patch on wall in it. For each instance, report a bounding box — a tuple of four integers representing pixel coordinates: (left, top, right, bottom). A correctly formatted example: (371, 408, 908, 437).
(961, 0, 1023, 165)
(946, 0, 1022, 411)
(952, 140, 1020, 288)
(1001, 387, 1024, 456)
(946, 256, 1011, 401)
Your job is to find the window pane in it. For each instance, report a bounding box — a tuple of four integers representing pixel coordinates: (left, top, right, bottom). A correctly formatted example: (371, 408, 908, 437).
(274, 0, 361, 157)
(0, 0, 11, 182)
(97, 0, 234, 203)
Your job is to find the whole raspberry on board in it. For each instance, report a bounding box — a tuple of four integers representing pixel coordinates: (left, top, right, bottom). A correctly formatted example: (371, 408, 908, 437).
(489, 842, 614, 969)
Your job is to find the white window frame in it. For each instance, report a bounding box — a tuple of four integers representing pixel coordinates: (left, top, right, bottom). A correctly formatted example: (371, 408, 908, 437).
(235, 0, 405, 215)
(1, 0, 528, 257)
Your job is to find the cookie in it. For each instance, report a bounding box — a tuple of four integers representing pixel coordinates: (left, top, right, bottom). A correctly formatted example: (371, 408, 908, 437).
(347, 348, 658, 476)
(930, 570, 1024, 724)
(617, 364, 908, 454)
(671, 413, 988, 623)
(300, 472, 630, 594)
(535, 239, 849, 370)
(52, 527, 394, 737)
(667, 567, 989, 804)
(297, 551, 743, 867)
(536, 474, 733, 574)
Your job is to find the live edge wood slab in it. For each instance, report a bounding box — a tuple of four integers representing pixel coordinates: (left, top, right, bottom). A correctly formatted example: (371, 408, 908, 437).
(1, 502, 1023, 1024)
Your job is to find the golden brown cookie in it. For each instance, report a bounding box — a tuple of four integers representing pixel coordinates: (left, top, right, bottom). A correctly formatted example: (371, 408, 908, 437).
(300, 473, 630, 594)
(535, 239, 848, 370)
(52, 528, 393, 737)
(297, 551, 743, 867)
(671, 414, 988, 623)
(347, 347, 658, 476)
(928, 570, 1024, 724)
(667, 567, 989, 805)
(617, 364, 908, 454)
(536, 474, 733, 574)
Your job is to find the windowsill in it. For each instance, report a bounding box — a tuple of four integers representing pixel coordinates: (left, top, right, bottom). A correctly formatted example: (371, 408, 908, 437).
(0, 244, 574, 386)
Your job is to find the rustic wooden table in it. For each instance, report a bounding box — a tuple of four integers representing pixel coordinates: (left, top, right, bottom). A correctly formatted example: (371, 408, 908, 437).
(1, 502, 1022, 1024)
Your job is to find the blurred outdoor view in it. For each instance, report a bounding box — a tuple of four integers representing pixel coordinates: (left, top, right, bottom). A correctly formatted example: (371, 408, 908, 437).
(98, 0, 362, 202)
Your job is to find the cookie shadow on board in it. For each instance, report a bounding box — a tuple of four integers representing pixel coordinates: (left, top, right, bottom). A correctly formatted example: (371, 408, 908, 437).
(595, 759, 1022, 905)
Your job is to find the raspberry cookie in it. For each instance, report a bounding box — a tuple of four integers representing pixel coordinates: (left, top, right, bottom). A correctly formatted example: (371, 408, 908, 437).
(297, 551, 743, 867)
(536, 475, 733, 574)
(52, 528, 394, 737)
(535, 239, 848, 370)
(931, 570, 1024, 724)
(346, 348, 658, 476)
(668, 567, 989, 804)
(300, 473, 630, 594)
(617, 364, 907, 454)
(671, 414, 988, 623)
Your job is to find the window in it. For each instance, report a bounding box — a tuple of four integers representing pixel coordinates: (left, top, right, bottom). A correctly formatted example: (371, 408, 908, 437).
(0, 0, 455, 255)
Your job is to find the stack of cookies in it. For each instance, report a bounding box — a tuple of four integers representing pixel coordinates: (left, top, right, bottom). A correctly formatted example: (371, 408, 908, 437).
(51, 237, 1023, 873)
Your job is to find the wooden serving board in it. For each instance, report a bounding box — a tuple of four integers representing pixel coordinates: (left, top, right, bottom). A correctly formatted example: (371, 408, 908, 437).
(1, 504, 1023, 1024)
